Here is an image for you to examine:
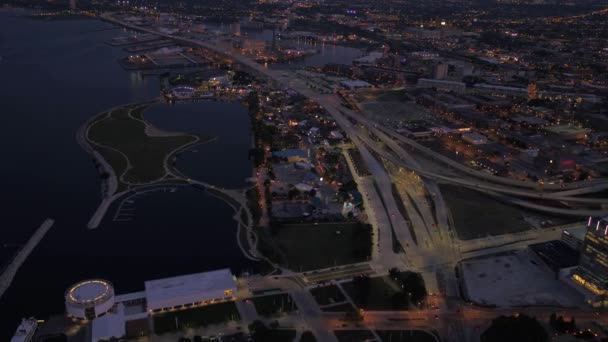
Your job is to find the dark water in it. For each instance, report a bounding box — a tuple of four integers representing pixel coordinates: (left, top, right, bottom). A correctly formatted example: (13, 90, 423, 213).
(209, 24, 365, 69)
(0, 9, 253, 339)
(271, 40, 365, 69)
(144, 101, 253, 188)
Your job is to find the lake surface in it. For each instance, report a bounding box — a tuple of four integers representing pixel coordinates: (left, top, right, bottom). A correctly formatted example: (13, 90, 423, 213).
(144, 101, 253, 188)
(208, 24, 366, 69)
(0, 9, 254, 339)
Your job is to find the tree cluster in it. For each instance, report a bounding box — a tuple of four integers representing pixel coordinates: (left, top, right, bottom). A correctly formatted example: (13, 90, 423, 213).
(482, 314, 548, 342)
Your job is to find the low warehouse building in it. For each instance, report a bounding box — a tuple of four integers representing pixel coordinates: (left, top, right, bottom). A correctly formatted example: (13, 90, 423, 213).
(145, 268, 237, 312)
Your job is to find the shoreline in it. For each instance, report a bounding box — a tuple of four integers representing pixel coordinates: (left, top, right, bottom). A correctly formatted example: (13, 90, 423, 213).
(78, 100, 267, 264)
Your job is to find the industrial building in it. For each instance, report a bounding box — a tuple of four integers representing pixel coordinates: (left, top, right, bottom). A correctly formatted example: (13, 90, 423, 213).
(418, 78, 467, 93)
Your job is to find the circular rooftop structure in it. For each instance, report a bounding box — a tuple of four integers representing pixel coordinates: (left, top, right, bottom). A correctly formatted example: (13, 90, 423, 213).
(65, 279, 115, 320)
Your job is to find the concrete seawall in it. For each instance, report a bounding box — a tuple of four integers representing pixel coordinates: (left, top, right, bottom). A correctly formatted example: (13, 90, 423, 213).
(0, 218, 54, 299)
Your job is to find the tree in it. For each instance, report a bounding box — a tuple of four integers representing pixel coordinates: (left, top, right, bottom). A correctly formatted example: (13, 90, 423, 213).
(288, 189, 301, 201)
(300, 331, 317, 342)
(246, 91, 260, 114)
(389, 267, 399, 280)
(248, 320, 268, 338)
(396, 271, 427, 305)
(482, 314, 548, 342)
(549, 314, 576, 333)
(390, 291, 408, 310)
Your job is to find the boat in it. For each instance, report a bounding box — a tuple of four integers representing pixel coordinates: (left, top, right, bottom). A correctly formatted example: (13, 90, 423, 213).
(10, 317, 38, 342)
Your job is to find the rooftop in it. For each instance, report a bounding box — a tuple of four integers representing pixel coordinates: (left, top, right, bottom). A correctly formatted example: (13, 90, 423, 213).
(529, 240, 580, 272)
(461, 250, 584, 307)
(144, 269, 235, 306)
(65, 279, 113, 305)
(341, 80, 373, 88)
(563, 226, 588, 241)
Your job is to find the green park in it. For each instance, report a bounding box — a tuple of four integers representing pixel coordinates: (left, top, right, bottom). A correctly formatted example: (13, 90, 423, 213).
(87, 103, 201, 189)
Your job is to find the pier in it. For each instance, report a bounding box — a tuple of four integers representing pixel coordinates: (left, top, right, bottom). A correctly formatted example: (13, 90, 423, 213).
(124, 40, 175, 53)
(106, 33, 163, 46)
(0, 218, 54, 299)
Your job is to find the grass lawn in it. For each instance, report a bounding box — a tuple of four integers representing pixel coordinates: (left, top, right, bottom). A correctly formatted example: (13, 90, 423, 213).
(262, 222, 372, 271)
(300, 331, 317, 342)
(376, 330, 437, 342)
(310, 285, 346, 306)
(440, 184, 532, 240)
(361, 101, 428, 122)
(334, 330, 376, 342)
(153, 301, 240, 335)
(342, 276, 408, 311)
(88, 104, 198, 184)
(251, 293, 298, 316)
(374, 89, 412, 102)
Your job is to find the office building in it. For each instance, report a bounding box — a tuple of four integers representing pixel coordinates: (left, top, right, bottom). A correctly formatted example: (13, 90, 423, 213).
(571, 216, 608, 307)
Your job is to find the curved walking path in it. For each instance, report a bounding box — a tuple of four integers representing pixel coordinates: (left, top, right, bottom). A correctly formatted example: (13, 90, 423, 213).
(79, 100, 275, 263)
(78, 101, 155, 229)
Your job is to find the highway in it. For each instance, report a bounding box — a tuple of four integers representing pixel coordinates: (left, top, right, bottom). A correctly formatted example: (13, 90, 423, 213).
(339, 104, 608, 206)
(98, 15, 608, 341)
(457, 221, 583, 253)
(100, 13, 608, 213)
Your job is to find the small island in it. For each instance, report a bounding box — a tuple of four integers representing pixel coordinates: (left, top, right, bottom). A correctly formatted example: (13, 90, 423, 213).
(80, 100, 260, 263)
(86, 102, 203, 190)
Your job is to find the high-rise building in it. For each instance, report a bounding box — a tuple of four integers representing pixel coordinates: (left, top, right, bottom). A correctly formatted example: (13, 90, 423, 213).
(229, 23, 241, 36)
(433, 62, 449, 80)
(572, 216, 608, 307)
(528, 81, 539, 100)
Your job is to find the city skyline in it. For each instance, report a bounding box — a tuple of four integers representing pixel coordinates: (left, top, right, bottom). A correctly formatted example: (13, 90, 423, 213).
(1, 1, 607, 342)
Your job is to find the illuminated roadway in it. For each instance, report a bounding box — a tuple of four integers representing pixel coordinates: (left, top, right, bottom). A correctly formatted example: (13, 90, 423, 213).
(337, 103, 608, 206)
(99, 15, 608, 341)
(99, 13, 608, 209)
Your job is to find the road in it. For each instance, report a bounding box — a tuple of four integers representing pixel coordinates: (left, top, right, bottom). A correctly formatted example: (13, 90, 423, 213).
(99, 15, 608, 341)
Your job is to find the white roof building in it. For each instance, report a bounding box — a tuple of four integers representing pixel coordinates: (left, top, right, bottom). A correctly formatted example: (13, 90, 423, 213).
(92, 304, 126, 342)
(340, 80, 372, 89)
(462, 132, 488, 145)
(145, 269, 237, 311)
(330, 130, 344, 139)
